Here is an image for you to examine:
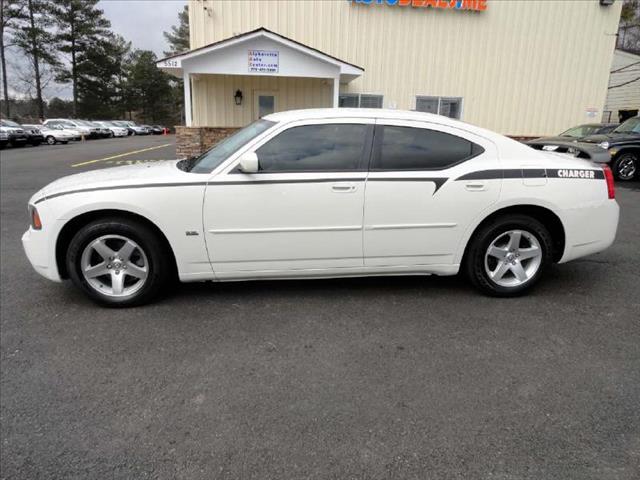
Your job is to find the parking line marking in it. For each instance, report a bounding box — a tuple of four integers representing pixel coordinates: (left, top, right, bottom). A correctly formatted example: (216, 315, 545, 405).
(70, 143, 173, 168)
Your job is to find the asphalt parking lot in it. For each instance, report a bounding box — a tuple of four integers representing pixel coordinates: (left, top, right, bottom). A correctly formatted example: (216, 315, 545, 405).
(1, 137, 639, 479)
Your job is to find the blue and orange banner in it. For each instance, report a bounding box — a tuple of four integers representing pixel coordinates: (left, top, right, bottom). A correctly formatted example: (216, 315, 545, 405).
(352, 0, 488, 11)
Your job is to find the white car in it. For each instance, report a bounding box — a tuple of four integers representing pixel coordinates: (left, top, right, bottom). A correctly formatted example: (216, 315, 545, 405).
(93, 121, 128, 138)
(22, 109, 619, 307)
(23, 124, 74, 145)
(43, 119, 98, 139)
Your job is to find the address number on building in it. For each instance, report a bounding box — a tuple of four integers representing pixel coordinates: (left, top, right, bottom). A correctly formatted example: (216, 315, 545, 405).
(248, 50, 279, 73)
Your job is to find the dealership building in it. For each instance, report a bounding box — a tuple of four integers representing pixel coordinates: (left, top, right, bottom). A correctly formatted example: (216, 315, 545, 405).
(158, 0, 623, 157)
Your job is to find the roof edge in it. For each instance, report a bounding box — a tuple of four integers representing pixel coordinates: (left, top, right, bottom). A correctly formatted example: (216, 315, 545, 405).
(156, 27, 364, 72)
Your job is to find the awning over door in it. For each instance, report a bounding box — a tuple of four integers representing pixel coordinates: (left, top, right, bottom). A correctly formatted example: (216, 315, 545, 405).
(157, 28, 364, 125)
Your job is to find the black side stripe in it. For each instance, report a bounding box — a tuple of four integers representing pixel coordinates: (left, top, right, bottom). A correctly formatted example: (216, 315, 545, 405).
(33, 168, 603, 205)
(367, 177, 448, 192)
(455, 169, 603, 181)
(33, 182, 208, 204)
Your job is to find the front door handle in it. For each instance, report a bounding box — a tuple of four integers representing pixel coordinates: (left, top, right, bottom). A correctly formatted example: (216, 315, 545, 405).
(331, 183, 357, 193)
(465, 181, 487, 192)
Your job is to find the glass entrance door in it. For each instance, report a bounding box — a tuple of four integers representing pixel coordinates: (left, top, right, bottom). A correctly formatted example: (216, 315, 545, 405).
(254, 91, 277, 119)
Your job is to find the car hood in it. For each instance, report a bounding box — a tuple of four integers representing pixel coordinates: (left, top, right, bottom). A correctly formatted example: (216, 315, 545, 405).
(532, 135, 579, 143)
(581, 133, 639, 144)
(32, 160, 195, 204)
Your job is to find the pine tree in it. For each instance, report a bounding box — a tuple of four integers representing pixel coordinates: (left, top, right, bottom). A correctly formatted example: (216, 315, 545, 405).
(49, 0, 110, 117)
(126, 49, 173, 123)
(76, 34, 130, 119)
(163, 4, 189, 56)
(11, 0, 58, 120)
(0, 0, 23, 117)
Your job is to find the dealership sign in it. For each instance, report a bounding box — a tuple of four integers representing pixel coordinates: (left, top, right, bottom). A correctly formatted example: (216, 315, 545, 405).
(248, 50, 279, 73)
(352, 0, 487, 11)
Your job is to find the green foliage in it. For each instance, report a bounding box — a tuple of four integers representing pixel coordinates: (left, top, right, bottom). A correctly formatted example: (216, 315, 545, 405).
(49, 0, 111, 115)
(76, 35, 130, 119)
(125, 49, 175, 124)
(163, 4, 189, 56)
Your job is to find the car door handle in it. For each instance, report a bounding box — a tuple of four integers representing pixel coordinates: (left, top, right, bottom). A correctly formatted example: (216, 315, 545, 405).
(465, 181, 487, 192)
(331, 183, 357, 193)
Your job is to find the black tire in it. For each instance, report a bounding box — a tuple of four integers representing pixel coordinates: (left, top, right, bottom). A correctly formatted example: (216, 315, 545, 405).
(46, 136, 56, 145)
(611, 152, 638, 181)
(464, 214, 553, 297)
(109, 131, 114, 138)
(131, 130, 136, 136)
(66, 217, 173, 307)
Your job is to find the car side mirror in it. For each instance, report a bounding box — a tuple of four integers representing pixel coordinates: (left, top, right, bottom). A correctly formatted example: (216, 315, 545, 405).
(238, 152, 259, 173)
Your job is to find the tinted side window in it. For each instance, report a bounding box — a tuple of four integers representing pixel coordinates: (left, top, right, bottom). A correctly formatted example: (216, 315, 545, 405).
(256, 124, 368, 172)
(373, 126, 483, 170)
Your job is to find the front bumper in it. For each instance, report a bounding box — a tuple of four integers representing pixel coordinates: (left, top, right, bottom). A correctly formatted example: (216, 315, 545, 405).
(22, 227, 62, 282)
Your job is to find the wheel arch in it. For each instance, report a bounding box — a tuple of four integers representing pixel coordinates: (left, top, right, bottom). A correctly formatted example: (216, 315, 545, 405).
(611, 145, 640, 158)
(461, 204, 566, 264)
(55, 209, 178, 279)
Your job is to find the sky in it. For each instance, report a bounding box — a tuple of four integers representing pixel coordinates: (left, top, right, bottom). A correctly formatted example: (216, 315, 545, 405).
(4, 0, 187, 100)
(98, 0, 187, 57)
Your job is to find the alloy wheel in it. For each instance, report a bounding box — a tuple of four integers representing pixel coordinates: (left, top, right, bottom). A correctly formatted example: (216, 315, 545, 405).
(484, 229, 543, 288)
(616, 155, 637, 180)
(80, 234, 149, 297)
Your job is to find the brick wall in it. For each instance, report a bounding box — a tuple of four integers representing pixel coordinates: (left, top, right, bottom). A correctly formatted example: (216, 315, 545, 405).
(175, 126, 241, 158)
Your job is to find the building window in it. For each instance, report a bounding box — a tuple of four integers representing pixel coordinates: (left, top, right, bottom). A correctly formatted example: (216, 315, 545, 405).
(339, 93, 383, 109)
(416, 96, 463, 119)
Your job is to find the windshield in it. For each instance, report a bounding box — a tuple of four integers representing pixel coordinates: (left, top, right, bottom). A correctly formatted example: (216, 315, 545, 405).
(1, 119, 21, 127)
(613, 117, 640, 134)
(560, 125, 598, 137)
(190, 119, 276, 173)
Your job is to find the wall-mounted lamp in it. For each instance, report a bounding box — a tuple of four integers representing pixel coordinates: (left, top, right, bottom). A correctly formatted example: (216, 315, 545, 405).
(234, 90, 243, 106)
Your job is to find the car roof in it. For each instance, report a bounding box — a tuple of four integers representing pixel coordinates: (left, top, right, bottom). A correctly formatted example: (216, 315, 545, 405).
(265, 108, 467, 125)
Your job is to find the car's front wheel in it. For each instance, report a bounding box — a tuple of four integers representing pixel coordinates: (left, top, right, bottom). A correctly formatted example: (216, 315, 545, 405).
(66, 217, 173, 307)
(46, 136, 56, 145)
(611, 152, 638, 181)
(465, 214, 553, 297)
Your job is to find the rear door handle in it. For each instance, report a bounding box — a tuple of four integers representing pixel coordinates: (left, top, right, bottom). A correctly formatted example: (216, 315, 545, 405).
(331, 183, 357, 193)
(465, 181, 487, 192)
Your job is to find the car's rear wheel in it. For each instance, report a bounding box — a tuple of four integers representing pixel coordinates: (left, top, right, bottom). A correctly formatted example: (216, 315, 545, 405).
(46, 136, 56, 145)
(66, 217, 172, 307)
(465, 214, 553, 296)
(611, 152, 638, 181)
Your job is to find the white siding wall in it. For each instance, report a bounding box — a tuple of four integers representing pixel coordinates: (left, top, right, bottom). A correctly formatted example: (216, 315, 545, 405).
(604, 49, 640, 123)
(188, 0, 621, 136)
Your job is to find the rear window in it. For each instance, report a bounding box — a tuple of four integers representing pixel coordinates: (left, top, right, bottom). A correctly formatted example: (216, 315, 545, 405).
(373, 126, 483, 170)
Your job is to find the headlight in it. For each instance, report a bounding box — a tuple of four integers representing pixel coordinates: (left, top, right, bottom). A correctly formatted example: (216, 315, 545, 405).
(597, 141, 610, 150)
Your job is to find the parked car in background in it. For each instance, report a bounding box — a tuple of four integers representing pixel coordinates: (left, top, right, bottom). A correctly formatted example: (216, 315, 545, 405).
(44, 119, 97, 139)
(150, 125, 165, 135)
(23, 124, 45, 146)
(22, 108, 619, 306)
(25, 124, 74, 145)
(581, 116, 640, 181)
(111, 120, 135, 136)
(135, 124, 152, 135)
(93, 121, 128, 138)
(77, 120, 106, 139)
(534, 123, 619, 144)
(0, 119, 28, 147)
(0, 129, 8, 148)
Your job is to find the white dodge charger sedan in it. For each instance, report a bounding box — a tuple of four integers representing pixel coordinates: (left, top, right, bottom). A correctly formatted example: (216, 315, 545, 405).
(22, 109, 619, 307)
